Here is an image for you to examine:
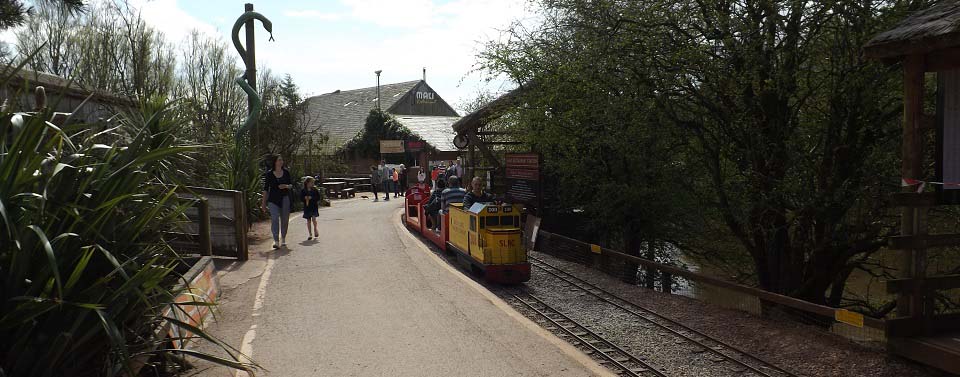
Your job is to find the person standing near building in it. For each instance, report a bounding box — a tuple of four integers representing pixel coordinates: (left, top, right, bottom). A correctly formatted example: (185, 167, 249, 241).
(446, 158, 464, 182)
(398, 164, 407, 197)
(391, 168, 400, 198)
(431, 165, 441, 187)
(417, 168, 427, 188)
(379, 160, 391, 201)
(370, 165, 381, 202)
(261, 154, 292, 249)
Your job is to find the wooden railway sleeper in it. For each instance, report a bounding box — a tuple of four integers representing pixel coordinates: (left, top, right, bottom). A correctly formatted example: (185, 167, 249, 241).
(529, 258, 798, 377)
(512, 294, 665, 377)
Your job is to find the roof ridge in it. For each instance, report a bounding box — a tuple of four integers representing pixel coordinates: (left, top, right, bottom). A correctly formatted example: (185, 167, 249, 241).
(305, 80, 421, 100)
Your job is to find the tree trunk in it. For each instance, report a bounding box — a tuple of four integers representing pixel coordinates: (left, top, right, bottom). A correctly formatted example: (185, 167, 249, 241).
(623, 226, 641, 285)
(645, 240, 657, 289)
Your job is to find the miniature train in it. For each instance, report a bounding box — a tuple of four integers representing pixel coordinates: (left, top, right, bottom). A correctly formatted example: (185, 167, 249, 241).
(402, 184, 531, 284)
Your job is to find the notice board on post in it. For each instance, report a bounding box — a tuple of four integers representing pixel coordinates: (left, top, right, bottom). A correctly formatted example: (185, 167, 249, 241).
(380, 140, 404, 154)
(938, 70, 960, 204)
(505, 153, 541, 209)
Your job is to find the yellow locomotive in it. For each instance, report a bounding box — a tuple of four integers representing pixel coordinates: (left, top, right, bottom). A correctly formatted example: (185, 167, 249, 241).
(446, 202, 530, 284)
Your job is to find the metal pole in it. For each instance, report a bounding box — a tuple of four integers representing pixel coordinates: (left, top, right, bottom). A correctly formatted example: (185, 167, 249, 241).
(244, 3, 258, 148)
(375, 70, 382, 111)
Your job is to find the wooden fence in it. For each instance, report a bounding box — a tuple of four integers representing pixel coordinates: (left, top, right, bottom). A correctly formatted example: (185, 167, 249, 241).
(533, 228, 888, 344)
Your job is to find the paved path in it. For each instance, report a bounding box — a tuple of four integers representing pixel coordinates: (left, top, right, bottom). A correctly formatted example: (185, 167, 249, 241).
(197, 196, 611, 377)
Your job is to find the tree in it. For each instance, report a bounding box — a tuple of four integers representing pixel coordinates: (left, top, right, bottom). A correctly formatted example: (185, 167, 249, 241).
(15, 0, 176, 101)
(478, 0, 928, 309)
(254, 71, 311, 168)
(0, 0, 82, 30)
(341, 109, 429, 160)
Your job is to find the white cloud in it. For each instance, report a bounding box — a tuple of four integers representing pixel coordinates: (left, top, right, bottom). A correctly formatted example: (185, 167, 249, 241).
(131, 0, 219, 44)
(256, 0, 533, 110)
(283, 10, 342, 20)
(340, 0, 438, 28)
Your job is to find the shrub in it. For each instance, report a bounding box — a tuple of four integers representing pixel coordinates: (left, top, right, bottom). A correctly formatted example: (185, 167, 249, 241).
(0, 96, 252, 375)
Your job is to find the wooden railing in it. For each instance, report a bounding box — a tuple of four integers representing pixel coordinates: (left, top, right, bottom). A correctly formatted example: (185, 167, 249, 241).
(532, 228, 888, 342)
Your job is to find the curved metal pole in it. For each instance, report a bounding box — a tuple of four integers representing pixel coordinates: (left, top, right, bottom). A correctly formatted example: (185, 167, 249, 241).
(232, 11, 274, 140)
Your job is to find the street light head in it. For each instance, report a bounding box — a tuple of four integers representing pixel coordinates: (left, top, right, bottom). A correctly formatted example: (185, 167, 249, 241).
(374, 70, 382, 75)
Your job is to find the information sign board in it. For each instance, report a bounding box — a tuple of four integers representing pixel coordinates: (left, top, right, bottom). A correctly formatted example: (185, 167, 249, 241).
(504, 153, 540, 207)
(380, 140, 404, 154)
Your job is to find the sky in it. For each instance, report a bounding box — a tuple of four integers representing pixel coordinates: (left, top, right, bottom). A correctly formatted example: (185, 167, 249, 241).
(124, 0, 537, 113)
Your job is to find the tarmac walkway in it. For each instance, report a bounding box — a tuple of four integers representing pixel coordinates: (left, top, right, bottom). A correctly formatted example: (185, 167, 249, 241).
(196, 196, 611, 377)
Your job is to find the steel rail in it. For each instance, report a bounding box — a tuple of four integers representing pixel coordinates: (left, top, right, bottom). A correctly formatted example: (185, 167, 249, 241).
(530, 256, 799, 377)
(512, 294, 667, 377)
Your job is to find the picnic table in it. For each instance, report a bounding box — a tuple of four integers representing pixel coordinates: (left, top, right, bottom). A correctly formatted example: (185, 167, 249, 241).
(322, 181, 358, 199)
(322, 181, 345, 197)
(346, 177, 372, 192)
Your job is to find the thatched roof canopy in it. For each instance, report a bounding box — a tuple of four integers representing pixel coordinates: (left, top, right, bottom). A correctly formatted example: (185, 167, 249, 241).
(451, 83, 530, 135)
(864, 1, 960, 59)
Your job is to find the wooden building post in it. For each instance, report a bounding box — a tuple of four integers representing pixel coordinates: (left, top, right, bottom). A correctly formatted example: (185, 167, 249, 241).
(899, 54, 929, 320)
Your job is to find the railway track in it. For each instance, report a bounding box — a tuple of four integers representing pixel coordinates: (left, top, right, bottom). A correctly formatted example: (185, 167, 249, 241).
(510, 293, 667, 377)
(529, 256, 799, 377)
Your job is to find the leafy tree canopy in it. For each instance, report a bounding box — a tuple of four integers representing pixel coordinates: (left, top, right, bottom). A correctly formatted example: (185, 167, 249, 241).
(341, 109, 431, 159)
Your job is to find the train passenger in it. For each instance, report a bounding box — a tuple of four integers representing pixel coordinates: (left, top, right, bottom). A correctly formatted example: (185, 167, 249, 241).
(426, 178, 446, 231)
(301, 177, 321, 240)
(462, 176, 495, 210)
(441, 176, 466, 214)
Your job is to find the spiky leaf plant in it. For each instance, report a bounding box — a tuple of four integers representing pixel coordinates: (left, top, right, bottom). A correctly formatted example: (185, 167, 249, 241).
(0, 95, 254, 376)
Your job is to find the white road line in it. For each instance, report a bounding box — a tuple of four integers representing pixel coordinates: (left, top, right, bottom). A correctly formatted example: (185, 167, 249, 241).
(234, 255, 276, 377)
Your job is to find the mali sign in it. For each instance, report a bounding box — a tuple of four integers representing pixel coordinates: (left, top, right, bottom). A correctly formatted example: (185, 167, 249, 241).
(505, 153, 541, 207)
(380, 140, 404, 154)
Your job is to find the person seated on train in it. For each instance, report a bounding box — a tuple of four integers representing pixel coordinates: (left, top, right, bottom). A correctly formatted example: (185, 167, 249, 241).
(462, 176, 495, 210)
(441, 176, 466, 214)
(426, 178, 446, 231)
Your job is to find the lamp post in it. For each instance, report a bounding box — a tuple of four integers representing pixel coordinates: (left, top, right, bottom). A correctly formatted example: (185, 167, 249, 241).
(374, 69, 382, 111)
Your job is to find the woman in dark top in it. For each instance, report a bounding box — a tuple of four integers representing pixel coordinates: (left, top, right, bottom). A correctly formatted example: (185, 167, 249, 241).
(261, 154, 292, 249)
(301, 177, 321, 240)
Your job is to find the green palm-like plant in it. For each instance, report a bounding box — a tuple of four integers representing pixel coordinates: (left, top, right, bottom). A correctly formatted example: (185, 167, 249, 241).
(0, 94, 255, 375)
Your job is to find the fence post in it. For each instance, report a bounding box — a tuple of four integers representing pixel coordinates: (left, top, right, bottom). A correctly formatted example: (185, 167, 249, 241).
(198, 198, 212, 256)
(235, 191, 249, 261)
(661, 271, 672, 294)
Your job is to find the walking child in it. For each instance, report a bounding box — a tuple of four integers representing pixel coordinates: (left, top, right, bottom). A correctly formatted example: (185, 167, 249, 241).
(302, 177, 321, 240)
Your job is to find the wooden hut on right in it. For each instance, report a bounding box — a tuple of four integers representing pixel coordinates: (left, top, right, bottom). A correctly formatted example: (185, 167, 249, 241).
(864, 2, 960, 374)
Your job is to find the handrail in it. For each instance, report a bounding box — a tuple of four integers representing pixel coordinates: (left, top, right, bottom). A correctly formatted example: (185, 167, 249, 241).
(537, 230, 887, 329)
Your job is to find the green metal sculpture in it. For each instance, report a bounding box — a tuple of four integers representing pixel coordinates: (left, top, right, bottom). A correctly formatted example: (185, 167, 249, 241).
(232, 11, 274, 140)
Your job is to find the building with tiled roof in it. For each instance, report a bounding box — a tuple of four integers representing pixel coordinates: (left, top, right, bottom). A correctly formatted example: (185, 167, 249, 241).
(304, 80, 459, 152)
(301, 79, 462, 174)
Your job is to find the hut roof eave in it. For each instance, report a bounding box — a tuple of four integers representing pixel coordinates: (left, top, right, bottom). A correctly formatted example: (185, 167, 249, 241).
(451, 83, 531, 135)
(864, 1, 960, 59)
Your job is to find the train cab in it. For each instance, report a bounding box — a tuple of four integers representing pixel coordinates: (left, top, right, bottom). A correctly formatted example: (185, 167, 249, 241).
(447, 202, 531, 284)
